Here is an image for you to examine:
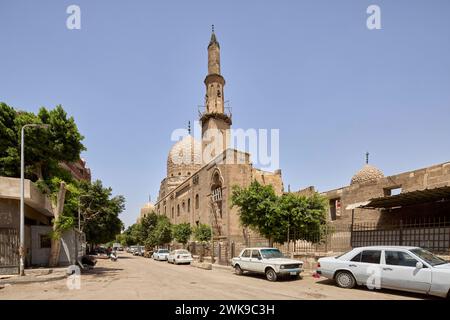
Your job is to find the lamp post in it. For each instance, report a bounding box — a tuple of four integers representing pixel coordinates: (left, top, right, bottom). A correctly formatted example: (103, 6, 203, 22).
(20, 123, 49, 276)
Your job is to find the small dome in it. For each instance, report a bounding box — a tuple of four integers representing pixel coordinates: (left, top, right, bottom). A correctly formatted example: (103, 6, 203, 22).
(167, 135, 202, 177)
(350, 164, 384, 185)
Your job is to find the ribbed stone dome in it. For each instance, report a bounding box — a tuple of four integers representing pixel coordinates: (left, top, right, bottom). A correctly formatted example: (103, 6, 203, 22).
(167, 135, 202, 177)
(350, 164, 384, 185)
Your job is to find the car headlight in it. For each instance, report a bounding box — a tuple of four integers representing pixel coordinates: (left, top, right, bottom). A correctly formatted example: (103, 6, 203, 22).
(280, 265, 285, 269)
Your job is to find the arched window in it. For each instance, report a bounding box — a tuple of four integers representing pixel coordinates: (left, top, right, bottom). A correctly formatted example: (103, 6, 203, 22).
(188, 199, 191, 213)
(182, 201, 185, 213)
(177, 204, 180, 216)
(195, 194, 199, 209)
(171, 207, 174, 218)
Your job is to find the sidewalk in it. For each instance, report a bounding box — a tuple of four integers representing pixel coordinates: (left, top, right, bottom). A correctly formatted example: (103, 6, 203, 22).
(0, 267, 68, 286)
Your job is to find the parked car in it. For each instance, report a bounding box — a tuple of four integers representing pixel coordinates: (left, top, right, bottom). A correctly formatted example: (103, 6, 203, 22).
(152, 249, 170, 261)
(113, 243, 123, 251)
(133, 246, 145, 256)
(128, 246, 138, 254)
(231, 247, 303, 281)
(167, 249, 193, 264)
(316, 246, 450, 298)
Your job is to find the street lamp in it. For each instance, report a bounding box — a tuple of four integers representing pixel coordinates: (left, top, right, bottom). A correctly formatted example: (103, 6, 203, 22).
(20, 123, 49, 276)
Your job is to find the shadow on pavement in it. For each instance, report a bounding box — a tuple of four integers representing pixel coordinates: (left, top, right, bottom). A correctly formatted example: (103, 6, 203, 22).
(314, 279, 438, 300)
(238, 272, 302, 282)
(84, 267, 123, 278)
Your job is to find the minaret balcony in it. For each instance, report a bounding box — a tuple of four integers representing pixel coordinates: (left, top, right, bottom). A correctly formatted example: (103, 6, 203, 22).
(198, 105, 232, 125)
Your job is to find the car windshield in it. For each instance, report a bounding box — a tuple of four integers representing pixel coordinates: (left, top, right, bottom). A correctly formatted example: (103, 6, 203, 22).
(159, 250, 169, 253)
(177, 250, 189, 254)
(260, 249, 284, 259)
(410, 248, 448, 266)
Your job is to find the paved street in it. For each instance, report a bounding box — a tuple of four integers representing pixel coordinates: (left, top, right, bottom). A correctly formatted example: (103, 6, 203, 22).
(0, 252, 430, 300)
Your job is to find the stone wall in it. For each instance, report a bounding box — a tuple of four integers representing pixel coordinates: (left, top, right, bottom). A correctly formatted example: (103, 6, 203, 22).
(321, 161, 450, 226)
(155, 149, 283, 246)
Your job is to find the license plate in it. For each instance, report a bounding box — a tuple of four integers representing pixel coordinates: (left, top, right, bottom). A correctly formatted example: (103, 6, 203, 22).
(290, 272, 297, 275)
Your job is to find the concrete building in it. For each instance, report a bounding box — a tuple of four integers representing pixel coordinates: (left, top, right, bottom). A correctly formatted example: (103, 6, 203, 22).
(1, 175, 88, 274)
(0, 177, 53, 274)
(154, 30, 283, 249)
(59, 158, 91, 182)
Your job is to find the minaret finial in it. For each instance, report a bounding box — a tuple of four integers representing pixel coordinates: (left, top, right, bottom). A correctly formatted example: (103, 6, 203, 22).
(212, 24, 214, 33)
(188, 121, 191, 135)
(365, 152, 369, 164)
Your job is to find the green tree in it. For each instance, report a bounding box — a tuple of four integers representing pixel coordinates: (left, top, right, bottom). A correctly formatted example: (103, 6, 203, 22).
(148, 215, 173, 248)
(277, 192, 328, 243)
(0, 103, 19, 177)
(230, 180, 280, 245)
(172, 223, 192, 247)
(139, 212, 158, 248)
(231, 180, 328, 245)
(193, 224, 212, 262)
(122, 224, 140, 246)
(0, 103, 87, 266)
(78, 180, 125, 245)
(0, 103, 85, 181)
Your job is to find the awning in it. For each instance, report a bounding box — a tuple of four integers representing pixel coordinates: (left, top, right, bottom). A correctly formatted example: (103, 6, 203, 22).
(358, 186, 450, 209)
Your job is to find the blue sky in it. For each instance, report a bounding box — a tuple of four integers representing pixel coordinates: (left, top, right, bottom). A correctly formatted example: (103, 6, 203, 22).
(1, 0, 449, 227)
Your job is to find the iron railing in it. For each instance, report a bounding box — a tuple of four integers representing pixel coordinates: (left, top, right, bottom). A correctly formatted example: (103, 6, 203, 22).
(351, 217, 450, 255)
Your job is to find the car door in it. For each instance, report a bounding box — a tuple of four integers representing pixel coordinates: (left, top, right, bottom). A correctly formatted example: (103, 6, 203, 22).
(249, 250, 264, 273)
(238, 250, 251, 270)
(347, 250, 382, 286)
(381, 250, 432, 293)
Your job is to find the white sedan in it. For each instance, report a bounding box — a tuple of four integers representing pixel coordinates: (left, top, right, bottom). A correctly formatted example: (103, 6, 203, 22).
(152, 249, 170, 261)
(316, 246, 450, 298)
(231, 247, 303, 281)
(167, 249, 193, 264)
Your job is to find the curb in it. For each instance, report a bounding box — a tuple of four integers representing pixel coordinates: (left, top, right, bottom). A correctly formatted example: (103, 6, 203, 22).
(191, 261, 212, 270)
(0, 274, 67, 286)
(212, 264, 232, 272)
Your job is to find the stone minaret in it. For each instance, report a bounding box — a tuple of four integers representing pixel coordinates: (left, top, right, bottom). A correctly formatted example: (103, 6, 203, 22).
(201, 26, 231, 163)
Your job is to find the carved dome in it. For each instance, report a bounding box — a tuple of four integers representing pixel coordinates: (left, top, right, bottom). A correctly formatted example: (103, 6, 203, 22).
(350, 164, 384, 185)
(167, 135, 202, 177)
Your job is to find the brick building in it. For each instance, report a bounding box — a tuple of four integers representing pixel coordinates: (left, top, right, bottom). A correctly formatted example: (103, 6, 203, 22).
(154, 30, 283, 250)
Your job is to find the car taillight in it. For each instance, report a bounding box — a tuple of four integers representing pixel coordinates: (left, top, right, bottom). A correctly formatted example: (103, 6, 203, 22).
(317, 262, 321, 268)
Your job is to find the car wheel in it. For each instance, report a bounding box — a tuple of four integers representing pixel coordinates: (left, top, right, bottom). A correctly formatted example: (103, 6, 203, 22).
(234, 265, 243, 275)
(335, 271, 356, 289)
(265, 268, 277, 282)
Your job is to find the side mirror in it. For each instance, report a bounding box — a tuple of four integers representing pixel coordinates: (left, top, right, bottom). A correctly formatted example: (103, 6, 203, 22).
(416, 261, 423, 269)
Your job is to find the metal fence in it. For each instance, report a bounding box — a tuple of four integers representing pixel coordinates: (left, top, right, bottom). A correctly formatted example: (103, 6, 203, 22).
(245, 217, 450, 256)
(351, 217, 450, 255)
(0, 227, 19, 274)
(274, 225, 352, 255)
